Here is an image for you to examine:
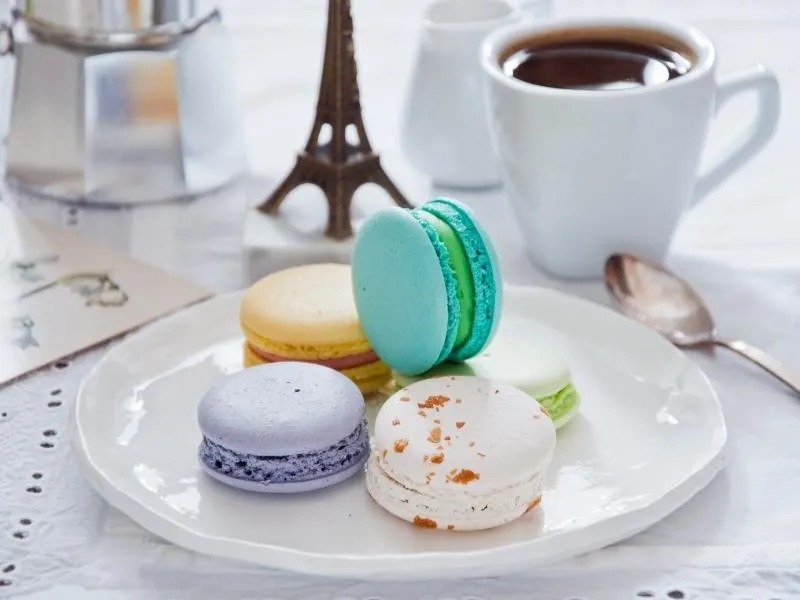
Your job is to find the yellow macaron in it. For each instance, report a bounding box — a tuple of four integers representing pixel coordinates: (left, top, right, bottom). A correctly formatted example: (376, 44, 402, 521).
(240, 263, 392, 394)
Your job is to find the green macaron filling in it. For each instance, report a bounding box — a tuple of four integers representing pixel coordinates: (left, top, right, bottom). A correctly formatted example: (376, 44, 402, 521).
(422, 199, 499, 361)
(538, 383, 579, 428)
(416, 211, 476, 349)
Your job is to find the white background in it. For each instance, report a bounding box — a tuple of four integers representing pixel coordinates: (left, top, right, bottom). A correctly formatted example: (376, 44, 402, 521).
(1, 1, 800, 599)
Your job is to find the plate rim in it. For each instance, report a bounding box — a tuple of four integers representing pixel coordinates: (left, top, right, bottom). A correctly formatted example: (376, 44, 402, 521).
(72, 285, 727, 580)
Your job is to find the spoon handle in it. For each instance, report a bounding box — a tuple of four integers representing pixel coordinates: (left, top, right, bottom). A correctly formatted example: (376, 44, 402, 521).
(717, 339, 800, 394)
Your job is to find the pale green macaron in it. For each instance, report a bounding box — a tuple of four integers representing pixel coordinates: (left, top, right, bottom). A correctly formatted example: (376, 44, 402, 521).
(394, 335, 580, 429)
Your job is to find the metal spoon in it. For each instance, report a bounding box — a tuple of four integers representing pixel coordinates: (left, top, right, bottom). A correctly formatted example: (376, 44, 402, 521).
(604, 253, 800, 394)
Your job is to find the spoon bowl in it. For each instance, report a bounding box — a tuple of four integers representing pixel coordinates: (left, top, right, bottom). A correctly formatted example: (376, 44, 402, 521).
(604, 253, 800, 394)
(604, 253, 716, 346)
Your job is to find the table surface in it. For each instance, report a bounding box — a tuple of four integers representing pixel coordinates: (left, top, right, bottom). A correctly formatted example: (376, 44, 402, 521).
(2, 0, 800, 599)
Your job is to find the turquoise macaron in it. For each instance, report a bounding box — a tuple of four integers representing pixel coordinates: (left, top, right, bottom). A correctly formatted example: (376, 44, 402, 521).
(352, 198, 502, 375)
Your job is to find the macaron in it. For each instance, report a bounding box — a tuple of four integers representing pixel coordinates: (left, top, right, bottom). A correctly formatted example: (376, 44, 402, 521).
(395, 335, 581, 429)
(352, 197, 502, 376)
(367, 376, 555, 530)
(240, 264, 392, 394)
(197, 362, 369, 493)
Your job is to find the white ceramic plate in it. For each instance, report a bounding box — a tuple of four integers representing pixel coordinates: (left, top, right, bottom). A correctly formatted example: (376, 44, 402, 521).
(73, 287, 726, 580)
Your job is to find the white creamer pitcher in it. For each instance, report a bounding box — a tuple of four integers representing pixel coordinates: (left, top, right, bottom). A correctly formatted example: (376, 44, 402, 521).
(402, 0, 523, 189)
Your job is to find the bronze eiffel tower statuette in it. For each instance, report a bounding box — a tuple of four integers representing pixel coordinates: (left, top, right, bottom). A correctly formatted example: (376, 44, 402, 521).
(258, 0, 412, 240)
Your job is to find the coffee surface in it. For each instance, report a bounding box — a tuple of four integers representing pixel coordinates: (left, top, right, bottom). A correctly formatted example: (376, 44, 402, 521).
(502, 37, 692, 90)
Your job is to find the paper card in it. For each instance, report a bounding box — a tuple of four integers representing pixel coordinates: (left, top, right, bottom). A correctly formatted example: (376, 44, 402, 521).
(0, 205, 212, 386)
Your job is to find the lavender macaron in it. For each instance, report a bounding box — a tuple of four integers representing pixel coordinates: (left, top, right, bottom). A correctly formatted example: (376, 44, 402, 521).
(197, 362, 369, 493)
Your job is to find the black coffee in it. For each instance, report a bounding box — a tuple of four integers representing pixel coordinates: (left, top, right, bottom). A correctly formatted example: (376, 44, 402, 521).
(502, 31, 694, 90)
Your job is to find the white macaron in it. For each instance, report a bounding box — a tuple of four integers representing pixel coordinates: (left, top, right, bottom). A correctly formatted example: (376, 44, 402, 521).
(367, 376, 556, 531)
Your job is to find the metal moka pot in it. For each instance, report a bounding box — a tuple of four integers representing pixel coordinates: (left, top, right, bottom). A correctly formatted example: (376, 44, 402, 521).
(2, 0, 245, 204)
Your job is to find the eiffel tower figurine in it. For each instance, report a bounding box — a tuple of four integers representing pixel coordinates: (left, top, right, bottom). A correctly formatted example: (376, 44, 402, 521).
(258, 0, 412, 240)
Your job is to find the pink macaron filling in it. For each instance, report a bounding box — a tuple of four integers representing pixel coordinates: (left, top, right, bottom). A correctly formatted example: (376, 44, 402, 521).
(248, 344, 380, 370)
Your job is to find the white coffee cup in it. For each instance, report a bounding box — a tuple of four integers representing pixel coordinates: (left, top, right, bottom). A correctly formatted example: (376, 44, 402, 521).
(402, 0, 523, 188)
(481, 18, 780, 278)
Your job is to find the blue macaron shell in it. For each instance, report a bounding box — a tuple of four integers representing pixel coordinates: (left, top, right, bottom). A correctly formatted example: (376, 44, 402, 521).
(352, 208, 451, 375)
(422, 198, 503, 360)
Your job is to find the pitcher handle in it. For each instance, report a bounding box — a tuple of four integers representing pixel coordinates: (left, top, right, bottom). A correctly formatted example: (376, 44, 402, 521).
(0, 15, 15, 56)
(0, 13, 16, 147)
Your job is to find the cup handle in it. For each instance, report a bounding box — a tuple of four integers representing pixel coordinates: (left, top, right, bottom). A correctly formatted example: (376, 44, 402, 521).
(692, 65, 780, 204)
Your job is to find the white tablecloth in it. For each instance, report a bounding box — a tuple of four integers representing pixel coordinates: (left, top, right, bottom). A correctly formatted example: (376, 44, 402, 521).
(2, 1, 800, 599)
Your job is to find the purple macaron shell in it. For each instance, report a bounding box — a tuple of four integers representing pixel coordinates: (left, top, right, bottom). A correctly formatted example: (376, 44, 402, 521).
(197, 362, 369, 493)
(198, 362, 365, 455)
(199, 454, 367, 494)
